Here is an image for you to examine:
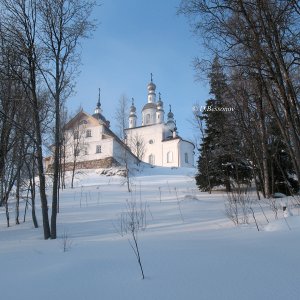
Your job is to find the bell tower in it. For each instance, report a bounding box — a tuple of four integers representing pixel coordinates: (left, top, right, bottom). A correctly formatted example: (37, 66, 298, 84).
(129, 98, 137, 128)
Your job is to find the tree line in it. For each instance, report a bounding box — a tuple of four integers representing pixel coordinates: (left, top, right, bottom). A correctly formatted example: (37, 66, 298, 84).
(0, 0, 96, 239)
(179, 0, 300, 197)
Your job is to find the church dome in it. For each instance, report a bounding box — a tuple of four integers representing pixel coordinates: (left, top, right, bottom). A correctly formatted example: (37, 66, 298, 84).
(167, 110, 174, 118)
(156, 100, 164, 112)
(147, 81, 156, 91)
(142, 102, 157, 111)
(157, 99, 163, 107)
(129, 97, 137, 114)
(130, 104, 136, 113)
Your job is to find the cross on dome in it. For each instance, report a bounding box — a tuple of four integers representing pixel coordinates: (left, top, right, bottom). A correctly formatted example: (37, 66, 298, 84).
(94, 88, 102, 115)
(97, 88, 101, 108)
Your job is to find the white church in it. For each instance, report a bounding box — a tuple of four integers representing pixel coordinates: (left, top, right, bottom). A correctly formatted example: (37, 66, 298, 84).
(125, 76, 194, 168)
(56, 90, 138, 171)
(47, 76, 194, 170)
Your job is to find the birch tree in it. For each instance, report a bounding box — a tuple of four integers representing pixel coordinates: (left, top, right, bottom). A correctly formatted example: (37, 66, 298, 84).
(38, 0, 96, 239)
(0, 0, 51, 238)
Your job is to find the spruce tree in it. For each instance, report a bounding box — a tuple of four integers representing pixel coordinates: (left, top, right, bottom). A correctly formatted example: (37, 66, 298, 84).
(196, 56, 251, 192)
(268, 122, 299, 195)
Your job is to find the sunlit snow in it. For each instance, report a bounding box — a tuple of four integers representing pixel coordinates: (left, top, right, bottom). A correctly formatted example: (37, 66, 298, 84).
(1, 166, 300, 300)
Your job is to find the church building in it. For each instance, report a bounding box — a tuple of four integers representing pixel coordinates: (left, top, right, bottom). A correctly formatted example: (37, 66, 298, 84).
(45, 76, 194, 171)
(59, 90, 138, 170)
(124, 76, 194, 167)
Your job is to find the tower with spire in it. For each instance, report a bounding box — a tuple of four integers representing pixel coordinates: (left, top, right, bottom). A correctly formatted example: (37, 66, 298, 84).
(141, 74, 158, 126)
(94, 88, 102, 114)
(156, 92, 164, 124)
(129, 98, 137, 128)
(167, 104, 175, 132)
(93, 88, 110, 127)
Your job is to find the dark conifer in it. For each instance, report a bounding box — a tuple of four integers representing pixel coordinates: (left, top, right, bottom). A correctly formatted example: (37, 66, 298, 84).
(196, 56, 252, 192)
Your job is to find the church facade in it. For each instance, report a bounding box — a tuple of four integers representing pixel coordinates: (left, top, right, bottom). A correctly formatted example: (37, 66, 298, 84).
(58, 91, 138, 170)
(124, 77, 194, 168)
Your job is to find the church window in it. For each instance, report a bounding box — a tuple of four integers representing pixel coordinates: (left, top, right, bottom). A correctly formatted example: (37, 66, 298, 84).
(96, 145, 102, 153)
(86, 129, 92, 137)
(74, 130, 79, 139)
(146, 114, 150, 124)
(167, 151, 173, 163)
(149, 139, 154, 144)
(149, 154, 155, 165)
(184, 153, 189, 163)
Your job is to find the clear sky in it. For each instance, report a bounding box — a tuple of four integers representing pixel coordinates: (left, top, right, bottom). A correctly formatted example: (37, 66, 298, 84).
(70, 0, 210, 142)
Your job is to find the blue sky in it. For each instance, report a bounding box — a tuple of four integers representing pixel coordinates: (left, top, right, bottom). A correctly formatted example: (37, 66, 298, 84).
(70, 0, 210, 141)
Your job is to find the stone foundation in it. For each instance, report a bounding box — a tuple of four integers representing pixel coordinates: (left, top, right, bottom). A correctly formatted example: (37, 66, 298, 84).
(47, 157, 120, 172)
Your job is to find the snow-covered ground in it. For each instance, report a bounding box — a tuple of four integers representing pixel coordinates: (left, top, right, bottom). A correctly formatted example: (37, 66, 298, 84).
(1, 166, 300, 300)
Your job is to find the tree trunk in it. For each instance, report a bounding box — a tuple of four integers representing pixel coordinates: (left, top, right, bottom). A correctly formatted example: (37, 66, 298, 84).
(51, 73, 61, 239)
(15, 168, 20, 225)
(30, 158, 38, 228)
(33, 100, 50, 238)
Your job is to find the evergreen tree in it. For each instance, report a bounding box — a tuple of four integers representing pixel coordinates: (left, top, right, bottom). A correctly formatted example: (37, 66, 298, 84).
(268, 122, 299, 195)
(196, 57, 252, 192)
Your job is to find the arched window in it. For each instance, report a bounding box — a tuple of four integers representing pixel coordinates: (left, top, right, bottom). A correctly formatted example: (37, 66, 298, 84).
(86, 129, 92, 137)
(148, 154, 155, 165)
(146, 114, 150, 124)
(184, 153, 189, 163)
(167, 151, 173, 163)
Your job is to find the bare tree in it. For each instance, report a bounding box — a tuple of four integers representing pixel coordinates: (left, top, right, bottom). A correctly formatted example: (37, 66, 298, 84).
(0, 0, 96, 238)
(59, 229, 73, 252)
(179, 0, 300, 184)
(128, 133, 145, 165)
(117, 197, 146, 279)
(0, 0, 51, 238)
(58, 107, 69, 190)
(114, 94, 129, 141)
(23, 147, 39, 228)
(38, 0, 96, 239)
(116, 146, 132, 193)
(65, 121, 87, 189)
(225, 189, 251, 226)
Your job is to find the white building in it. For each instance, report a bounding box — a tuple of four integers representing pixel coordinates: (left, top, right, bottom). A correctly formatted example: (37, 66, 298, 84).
(124, 76, 194, 167)
(45, 79, 194, 171)
(61, 90, 138, 170)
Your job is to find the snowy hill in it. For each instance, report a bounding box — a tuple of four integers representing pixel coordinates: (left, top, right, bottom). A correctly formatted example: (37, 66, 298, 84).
(0, 167, 300, 300)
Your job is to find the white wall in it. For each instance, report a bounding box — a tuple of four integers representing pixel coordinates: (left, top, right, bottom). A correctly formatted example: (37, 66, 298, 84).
(64, 117, 114, 163)
(161, 139, 180, 167)
(178, 140, 195, 167)
(125, 123, 194, 167)
(125, 123, 165, 166)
